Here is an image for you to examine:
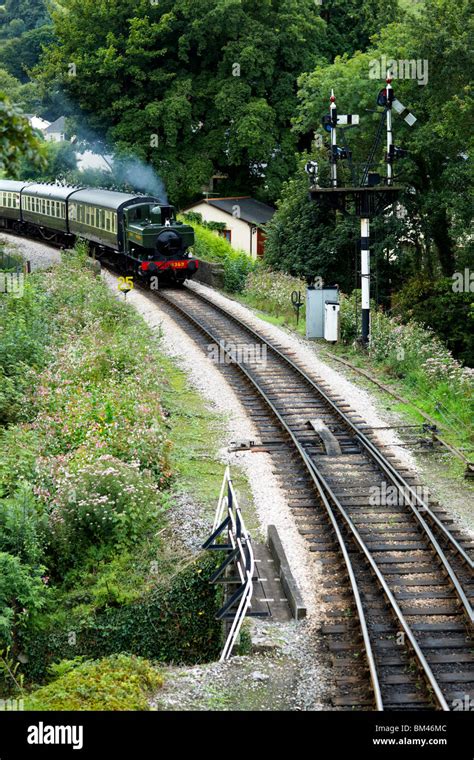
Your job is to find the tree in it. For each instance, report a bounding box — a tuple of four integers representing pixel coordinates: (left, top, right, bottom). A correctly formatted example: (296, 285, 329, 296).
(321, 0, 401, 59)
(0, 0, 49, 38)
(36, 0, 327, 207)
(0, 93, 46, 175)
(0, 26, 55, 83)
(17, 139, 77, 181)
(294, 0, 473, 279)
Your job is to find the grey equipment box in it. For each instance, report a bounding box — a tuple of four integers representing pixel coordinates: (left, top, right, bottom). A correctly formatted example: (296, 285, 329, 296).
(306, 286, 339, 339)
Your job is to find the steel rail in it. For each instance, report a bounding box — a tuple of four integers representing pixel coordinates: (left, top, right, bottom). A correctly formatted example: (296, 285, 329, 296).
(183, 287, 474, 609)
(157, 288, 455, 710)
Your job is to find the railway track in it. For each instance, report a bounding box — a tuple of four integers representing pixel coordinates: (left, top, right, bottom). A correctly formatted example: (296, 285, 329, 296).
(151, 282, 474, 711)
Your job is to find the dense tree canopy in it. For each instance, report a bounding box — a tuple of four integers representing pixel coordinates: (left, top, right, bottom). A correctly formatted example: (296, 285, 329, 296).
(0, 0, 49, 38)
(36, 0, 328, 206)
(287, 0, 473, 281)
(0, 93, 46, 174)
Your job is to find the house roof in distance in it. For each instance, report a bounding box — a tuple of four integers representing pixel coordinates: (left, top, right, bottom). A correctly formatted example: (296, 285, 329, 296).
(188, 196, 275, 225)
(44, 116, 66, 134)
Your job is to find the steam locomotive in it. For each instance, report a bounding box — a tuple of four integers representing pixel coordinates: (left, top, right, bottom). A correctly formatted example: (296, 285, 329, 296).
(0, 179, 198, 282)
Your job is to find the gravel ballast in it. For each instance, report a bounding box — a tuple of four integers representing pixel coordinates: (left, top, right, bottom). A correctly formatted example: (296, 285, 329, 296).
(0, 233, 62, 271)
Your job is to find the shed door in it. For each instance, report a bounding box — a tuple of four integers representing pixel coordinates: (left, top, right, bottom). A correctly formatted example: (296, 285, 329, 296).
(256, 229, 266, 257)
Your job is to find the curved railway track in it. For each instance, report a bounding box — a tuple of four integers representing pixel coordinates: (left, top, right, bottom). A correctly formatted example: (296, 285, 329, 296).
(151, 282, 473, 711)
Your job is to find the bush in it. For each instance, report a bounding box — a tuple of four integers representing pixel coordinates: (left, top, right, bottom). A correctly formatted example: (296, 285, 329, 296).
(182, 218, 258, 293)
(392, 276, 474, 366)
(0, 552, 47, 647)
(21, 554, 222, 682)
(0, 484, 48, 566)
(338, 289, 473, 441)
(222, 255, 256, 293)
(44, 455, 163, 570)
(0, 281, 50, 425)
(243, 268, 306, 320)
(0, 428, 40, 498)
(25, 654, 163, 711)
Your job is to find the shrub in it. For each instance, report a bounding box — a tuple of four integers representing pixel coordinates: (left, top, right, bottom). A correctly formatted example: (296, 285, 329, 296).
(0, 552, 47, 647)
(44, 455, 163, 569)
(339, 289, 363, 344)
(21, 554, 222, 682)
(182, 218, 258, 293)
(0, 428, 40, 498)
(392, 276, 474, 366)
(0, 484, 48, 566)
(243, 268, 306, 321)
(0, 282, 50, 425)
(25, 654, 163, 711)
(222, 255, 256, 293)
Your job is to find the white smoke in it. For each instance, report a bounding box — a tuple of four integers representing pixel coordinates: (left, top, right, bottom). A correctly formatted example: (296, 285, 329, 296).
(115, 157, 168, 203)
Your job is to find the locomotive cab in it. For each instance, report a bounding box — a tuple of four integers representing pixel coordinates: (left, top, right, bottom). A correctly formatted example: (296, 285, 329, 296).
(123, 202, 197, 281)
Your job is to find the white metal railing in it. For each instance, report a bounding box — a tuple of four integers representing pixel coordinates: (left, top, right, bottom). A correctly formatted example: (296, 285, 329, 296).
(203, 466, 256, 661)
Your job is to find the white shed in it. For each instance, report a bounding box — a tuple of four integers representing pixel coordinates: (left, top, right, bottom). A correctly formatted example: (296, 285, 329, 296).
(183, 196, 275, 259)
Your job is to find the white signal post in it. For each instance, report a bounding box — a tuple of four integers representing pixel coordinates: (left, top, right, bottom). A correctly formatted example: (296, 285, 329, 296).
(361, 217, 370, 342)
(386, 74, 394, 186)
(330, 90, 338, 188)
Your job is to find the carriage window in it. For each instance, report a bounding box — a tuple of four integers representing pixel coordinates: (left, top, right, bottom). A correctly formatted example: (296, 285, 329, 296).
(105, 211, 111, 231)
(46, 200, 50, 215)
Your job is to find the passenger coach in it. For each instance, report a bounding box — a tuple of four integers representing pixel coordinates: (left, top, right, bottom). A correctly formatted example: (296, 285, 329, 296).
(0, 179, 198, 283)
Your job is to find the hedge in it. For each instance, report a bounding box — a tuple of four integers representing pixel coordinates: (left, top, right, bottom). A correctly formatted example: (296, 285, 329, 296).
(20, 554, 223, 682)
(181, 215, 258, 293)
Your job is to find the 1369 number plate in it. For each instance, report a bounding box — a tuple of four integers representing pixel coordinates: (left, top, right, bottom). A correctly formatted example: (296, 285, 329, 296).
(170, 261, 187, 268)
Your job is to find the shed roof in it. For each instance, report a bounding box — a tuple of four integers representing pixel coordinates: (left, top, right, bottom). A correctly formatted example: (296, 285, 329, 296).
(187, 197, 275, 225)
(44, 116, 66, 134)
